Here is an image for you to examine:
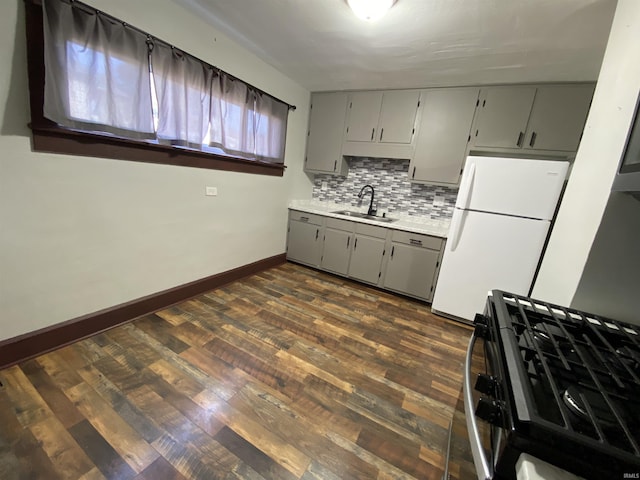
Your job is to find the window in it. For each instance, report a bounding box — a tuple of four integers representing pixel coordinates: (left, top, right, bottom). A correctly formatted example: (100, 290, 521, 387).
(25, 0, 293, 176)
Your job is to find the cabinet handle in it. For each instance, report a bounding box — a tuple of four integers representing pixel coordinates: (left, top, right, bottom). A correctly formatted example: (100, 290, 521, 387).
(516, 131, 524, 147)
(371, 128, 375, 141)
(529, 132, 537, 148)
(333, 160, 337, 171)
(347, 236, 350, 248)
(390, 246, 395, 258)
(354, 238, 358, 250)
(300, 216, 309, 222)
(379, 128, 384, 141)
(409, 239, 422, 246)
(315, 229, 319, 240)
(412, 166, 416, 179)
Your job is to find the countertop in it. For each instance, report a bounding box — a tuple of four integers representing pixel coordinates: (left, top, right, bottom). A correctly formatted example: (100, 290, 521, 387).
(288, 199, 451, 238)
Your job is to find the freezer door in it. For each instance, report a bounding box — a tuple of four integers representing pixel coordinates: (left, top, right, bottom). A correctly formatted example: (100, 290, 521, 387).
(432, 209, 550, 321)
(457, 156, 568, 220)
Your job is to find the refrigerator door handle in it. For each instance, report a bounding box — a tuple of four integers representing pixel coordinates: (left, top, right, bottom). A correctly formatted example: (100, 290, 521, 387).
(457, 162, 476, 210)
(449, 210, 466, 252)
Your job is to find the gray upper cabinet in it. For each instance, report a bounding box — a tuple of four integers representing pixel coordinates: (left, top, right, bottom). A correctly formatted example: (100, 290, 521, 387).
(305, 92, 348, 175)
(522, 85, 594, 152)
(345, 91, 383, 142)
(471, 84, 594, 154)
(342, 90, 420, 159)
(473, 86, 537, 149)
(410, 87, 480, 185)
(378, 90, 421, 144)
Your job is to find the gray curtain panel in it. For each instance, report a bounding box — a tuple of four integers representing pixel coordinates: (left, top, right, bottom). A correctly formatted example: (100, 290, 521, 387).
(42, 0, 155, 138)
(41, 0, 288, 163)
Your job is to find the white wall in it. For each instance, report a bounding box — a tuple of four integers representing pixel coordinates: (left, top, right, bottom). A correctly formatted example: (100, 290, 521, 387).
(533, 0, 640, 305)
(571, 192, 640, 325)
(0, 0, 313, 341)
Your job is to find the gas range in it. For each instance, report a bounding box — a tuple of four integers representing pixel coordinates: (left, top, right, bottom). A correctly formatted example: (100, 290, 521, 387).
(462, 290, 640, 480)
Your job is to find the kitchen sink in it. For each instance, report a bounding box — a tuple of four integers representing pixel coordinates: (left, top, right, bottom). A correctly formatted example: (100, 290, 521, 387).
(331, 210, 396, 223)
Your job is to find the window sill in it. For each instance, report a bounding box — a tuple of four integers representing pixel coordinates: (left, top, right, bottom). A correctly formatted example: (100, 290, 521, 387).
(30, 125, 285, 176)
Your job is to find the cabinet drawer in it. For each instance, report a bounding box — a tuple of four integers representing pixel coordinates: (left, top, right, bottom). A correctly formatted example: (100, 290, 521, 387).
(355, 223, 388, 239)
(290, 210, 323, 226)
(326, 217, 354, 232)
(391, 230, 443, 250)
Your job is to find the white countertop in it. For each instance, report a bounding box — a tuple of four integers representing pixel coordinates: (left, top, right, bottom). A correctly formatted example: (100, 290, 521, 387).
(288, 199, 451, 238)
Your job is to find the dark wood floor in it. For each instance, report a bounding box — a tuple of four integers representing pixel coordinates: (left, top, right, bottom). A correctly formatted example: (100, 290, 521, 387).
(0, 262, 473, 480)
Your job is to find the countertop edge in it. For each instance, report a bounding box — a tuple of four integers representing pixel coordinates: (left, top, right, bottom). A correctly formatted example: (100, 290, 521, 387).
(288, 202, 450, 238)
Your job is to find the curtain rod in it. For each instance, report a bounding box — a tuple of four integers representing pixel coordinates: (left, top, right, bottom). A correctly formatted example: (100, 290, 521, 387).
(30, 0, 297, 111)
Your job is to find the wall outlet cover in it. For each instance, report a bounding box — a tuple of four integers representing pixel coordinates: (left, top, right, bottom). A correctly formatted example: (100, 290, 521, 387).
(205, 186, 218, 196)
(433, 195, 444, 206)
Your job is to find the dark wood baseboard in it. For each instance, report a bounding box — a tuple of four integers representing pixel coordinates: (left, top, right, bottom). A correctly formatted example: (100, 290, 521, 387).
(0, 253, 286, 370)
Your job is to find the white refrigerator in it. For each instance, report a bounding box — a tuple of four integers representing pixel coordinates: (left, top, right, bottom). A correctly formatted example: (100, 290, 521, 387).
(431, 155, 569, 322)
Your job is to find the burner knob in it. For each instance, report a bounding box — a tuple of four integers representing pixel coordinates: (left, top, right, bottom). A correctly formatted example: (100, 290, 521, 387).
(475, 374, 498, 397)
(474, 314, 490, 339)
(475, 397, 503, 425)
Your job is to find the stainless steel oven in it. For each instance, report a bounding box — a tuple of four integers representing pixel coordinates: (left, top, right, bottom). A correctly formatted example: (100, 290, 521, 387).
(448, 290, 640, 480)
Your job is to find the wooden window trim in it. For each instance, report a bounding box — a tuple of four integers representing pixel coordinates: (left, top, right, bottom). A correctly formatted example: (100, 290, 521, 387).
(24, 0, 285, 177)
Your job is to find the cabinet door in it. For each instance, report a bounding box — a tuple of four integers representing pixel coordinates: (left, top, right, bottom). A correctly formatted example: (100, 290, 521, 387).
(321, 228, 351, 276)
(474, 86, 536, 148)
(345, 91, 383, 142)
(287, 220, 322, 266)
(410, 88, 480, 185)
(378, 90, 420, 144)
(305, 92, 348, 173)
(523, 85, 594, 152)
(348, 235, 385, 284)
(384, 243, 440, 301)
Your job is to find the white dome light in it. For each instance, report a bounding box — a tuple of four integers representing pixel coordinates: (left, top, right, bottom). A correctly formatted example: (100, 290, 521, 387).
(347, 0, 396, 21)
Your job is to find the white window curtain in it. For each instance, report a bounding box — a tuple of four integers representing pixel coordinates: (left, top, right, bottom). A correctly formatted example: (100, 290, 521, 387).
(42, 0, 155, 138)
(150, 43, 213, 148)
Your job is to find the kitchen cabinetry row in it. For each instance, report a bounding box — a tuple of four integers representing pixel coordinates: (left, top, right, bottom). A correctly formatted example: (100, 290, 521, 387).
(305, 83, 594, 186)
(286, 210, 445, 302)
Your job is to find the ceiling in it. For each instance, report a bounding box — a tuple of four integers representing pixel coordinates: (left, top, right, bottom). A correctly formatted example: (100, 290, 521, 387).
(175, 0, 618, 92)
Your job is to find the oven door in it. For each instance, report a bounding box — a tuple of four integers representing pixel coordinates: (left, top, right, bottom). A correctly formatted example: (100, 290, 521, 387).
(463, 313, 508, 480)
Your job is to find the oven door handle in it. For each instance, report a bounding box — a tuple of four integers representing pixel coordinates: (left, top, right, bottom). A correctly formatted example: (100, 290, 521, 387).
(464, 332, 492, 480)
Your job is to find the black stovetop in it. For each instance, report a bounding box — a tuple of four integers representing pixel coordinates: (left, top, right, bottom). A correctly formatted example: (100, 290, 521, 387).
(488, 290, 640, 478)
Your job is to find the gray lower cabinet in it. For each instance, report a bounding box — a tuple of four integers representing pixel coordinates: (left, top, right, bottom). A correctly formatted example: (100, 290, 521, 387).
(286, 211, 323, 267)
(383, 231, 444, 301)
(347, 223, 389, 285)
(286, 210, 446, 301)
(348, 234, 386, 285)
(321, 219, 353, 275)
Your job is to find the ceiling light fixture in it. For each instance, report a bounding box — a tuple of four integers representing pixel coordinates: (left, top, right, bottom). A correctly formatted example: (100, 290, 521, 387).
(347, 0, 396, 21)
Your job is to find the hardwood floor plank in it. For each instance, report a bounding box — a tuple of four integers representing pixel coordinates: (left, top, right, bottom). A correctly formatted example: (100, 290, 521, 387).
(65, 382, 160, 473)
(20, 358, 85, 429)
(133, 456, 189, 480)
(0, 263, 474, 480)
(213, 426, 297, 480)
(68, 419, 137, 480)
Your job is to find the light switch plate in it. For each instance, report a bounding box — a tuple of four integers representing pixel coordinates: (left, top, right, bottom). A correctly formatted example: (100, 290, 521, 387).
(321, 181, 328, 191)
(205, 186, 218, 196)
(433, 195, 444, 207)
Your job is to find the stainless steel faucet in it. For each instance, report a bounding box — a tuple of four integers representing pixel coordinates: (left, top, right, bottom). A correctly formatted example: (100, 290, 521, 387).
(358, 184, 376, 216)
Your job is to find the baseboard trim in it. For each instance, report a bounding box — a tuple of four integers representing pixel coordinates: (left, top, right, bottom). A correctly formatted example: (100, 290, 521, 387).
(0, 253, 286, 370)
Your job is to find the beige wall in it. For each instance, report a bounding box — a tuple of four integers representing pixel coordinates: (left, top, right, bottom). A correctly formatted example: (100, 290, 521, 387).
(533, 0, 640, 305)
(0, 0, 313, 341)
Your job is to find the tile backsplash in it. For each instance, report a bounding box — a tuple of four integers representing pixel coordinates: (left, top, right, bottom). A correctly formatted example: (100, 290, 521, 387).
(312, 157, 458, 219)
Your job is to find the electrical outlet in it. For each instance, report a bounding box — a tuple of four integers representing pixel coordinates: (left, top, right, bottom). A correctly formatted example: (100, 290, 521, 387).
(321, 181, 328, 191)
(433, 195, 444, 207)
(205, 186, 218, 196)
